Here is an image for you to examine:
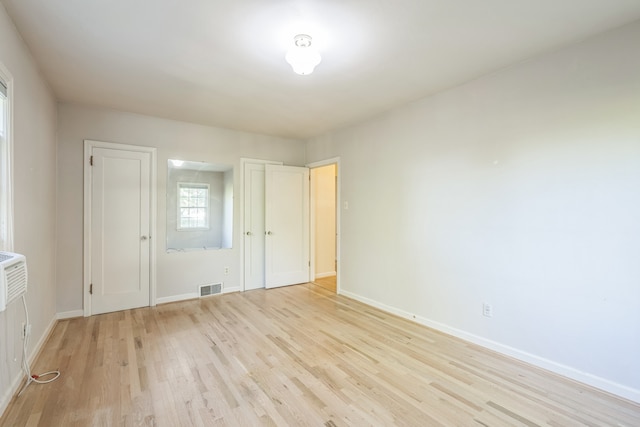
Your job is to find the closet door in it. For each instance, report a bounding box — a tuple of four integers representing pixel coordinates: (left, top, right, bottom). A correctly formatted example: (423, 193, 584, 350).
(87, 144, 152, 315)
(243, 163, 267, 290)
(264, 165, 310, 288)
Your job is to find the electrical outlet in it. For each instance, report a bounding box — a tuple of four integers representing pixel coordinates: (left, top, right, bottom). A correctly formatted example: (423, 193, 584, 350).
(483, 303, 493, 318)
(224, 266, 229, 275)
(21, 322, 30, 339)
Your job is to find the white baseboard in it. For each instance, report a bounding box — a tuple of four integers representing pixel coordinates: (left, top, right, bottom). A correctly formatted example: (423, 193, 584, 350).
(31, 316, 57, 363)
(156, 284, 240, 305)
(56, 309, 84, 320)
(156, 292, 198, 305)
(223, 286, 240, 294)
(0, 314, 58, 418)
(315, 271, 336, 279)
(340, 290, 640, 404)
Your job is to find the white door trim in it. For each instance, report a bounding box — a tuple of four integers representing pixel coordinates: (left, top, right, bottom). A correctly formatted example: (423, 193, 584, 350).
(240, 158, 282, 292)
(83, 140, 157, 316)
(306, 157, 341, 294)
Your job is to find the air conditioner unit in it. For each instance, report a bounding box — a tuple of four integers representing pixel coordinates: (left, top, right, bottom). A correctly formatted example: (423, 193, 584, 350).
(0, 251, 28, 312)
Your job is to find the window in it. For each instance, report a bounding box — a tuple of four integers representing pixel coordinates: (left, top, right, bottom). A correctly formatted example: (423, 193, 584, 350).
(166, 161, 232, 251)
(0, 68, 12, 252)
(177, 182, 209, 230)
(0, 80, 5, 138)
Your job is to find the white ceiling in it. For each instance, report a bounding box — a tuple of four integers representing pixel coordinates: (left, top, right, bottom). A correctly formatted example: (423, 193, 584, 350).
(3, 1, 640, 140)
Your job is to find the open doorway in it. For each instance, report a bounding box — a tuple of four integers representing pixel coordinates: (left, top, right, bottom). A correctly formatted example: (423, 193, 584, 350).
(310, 162, 338, 293)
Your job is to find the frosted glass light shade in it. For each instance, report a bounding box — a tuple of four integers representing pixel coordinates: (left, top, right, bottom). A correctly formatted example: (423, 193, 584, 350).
(285, 34, 321, 75)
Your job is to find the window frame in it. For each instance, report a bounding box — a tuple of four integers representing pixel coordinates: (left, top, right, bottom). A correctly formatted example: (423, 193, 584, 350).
(0, 63, 13, 252)
(176, 182, 210, 231)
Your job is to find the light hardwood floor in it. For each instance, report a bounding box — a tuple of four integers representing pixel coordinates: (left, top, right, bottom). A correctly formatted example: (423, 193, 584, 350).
(313, 275, 337, 293)
(2, 284, 639, 426)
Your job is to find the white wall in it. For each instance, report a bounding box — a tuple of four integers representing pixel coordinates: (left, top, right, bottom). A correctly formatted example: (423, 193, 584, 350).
(0, 3, 57, 415)
(56, 104, 305, 311)
(306, 21, 640, 402)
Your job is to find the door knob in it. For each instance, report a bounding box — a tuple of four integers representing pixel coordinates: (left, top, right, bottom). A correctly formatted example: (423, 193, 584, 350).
(140, 236, 148, 241)
(266, 231, 273, 235)
(246, 231, 252, 236)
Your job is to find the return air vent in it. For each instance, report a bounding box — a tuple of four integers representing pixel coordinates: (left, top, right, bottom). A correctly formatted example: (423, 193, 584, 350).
(0, 251, 28, 312)
(199, 283, 222, 297)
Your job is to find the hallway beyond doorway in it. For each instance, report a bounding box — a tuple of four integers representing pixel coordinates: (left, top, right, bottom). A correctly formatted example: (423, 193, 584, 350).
(313, 275, 336, 293)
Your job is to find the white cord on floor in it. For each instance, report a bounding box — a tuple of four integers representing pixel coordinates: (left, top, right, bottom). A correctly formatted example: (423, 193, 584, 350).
(17, 295, 60, 396)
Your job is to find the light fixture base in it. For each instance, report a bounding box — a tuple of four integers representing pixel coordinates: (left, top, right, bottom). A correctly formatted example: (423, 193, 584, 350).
(293, 34, 313, 48)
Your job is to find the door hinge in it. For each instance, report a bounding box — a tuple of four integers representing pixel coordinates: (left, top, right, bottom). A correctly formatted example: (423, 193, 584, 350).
(90, 155, 93, 166)
(308, 261, 310, 267)
(89, 284, 93, 295)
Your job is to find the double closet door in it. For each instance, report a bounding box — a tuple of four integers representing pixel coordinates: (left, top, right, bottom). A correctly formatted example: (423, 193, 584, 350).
(244, 163, 309, 290)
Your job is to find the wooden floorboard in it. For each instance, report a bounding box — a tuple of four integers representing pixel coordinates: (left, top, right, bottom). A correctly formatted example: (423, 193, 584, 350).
(313, 276, 337, 293)
(1, 283, 638, 426)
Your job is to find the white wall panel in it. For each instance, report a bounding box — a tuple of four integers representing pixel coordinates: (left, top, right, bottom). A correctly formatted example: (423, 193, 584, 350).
(57, 104, 305, 310)
(306, 21, 640, 402)
(0, 3, 57, 415)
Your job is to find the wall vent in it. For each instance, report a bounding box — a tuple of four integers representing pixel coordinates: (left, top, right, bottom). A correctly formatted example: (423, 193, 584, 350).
(199, 283, 222, 297)
(0, 251, 28, 312)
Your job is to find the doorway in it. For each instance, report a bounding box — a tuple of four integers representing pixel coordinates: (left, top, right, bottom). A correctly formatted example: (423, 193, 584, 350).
(309, 160, 339, 293)
(241, 158, 340, 293)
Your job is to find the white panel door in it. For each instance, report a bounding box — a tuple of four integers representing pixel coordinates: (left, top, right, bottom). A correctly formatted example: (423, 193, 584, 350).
(265, 164, 310, 288)
(243, 163, 267, 290)
(91, 147, 151, 314)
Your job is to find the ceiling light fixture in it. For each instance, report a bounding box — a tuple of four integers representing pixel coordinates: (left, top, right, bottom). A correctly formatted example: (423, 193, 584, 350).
(171, 159, 184, 167)
(285, 34, 321, 75)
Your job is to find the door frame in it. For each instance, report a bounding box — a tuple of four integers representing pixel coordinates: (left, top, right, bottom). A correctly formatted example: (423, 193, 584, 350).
(307, 157, 341, 294)
(240, 158, 282, 292)
(83, 140, 157, 316)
